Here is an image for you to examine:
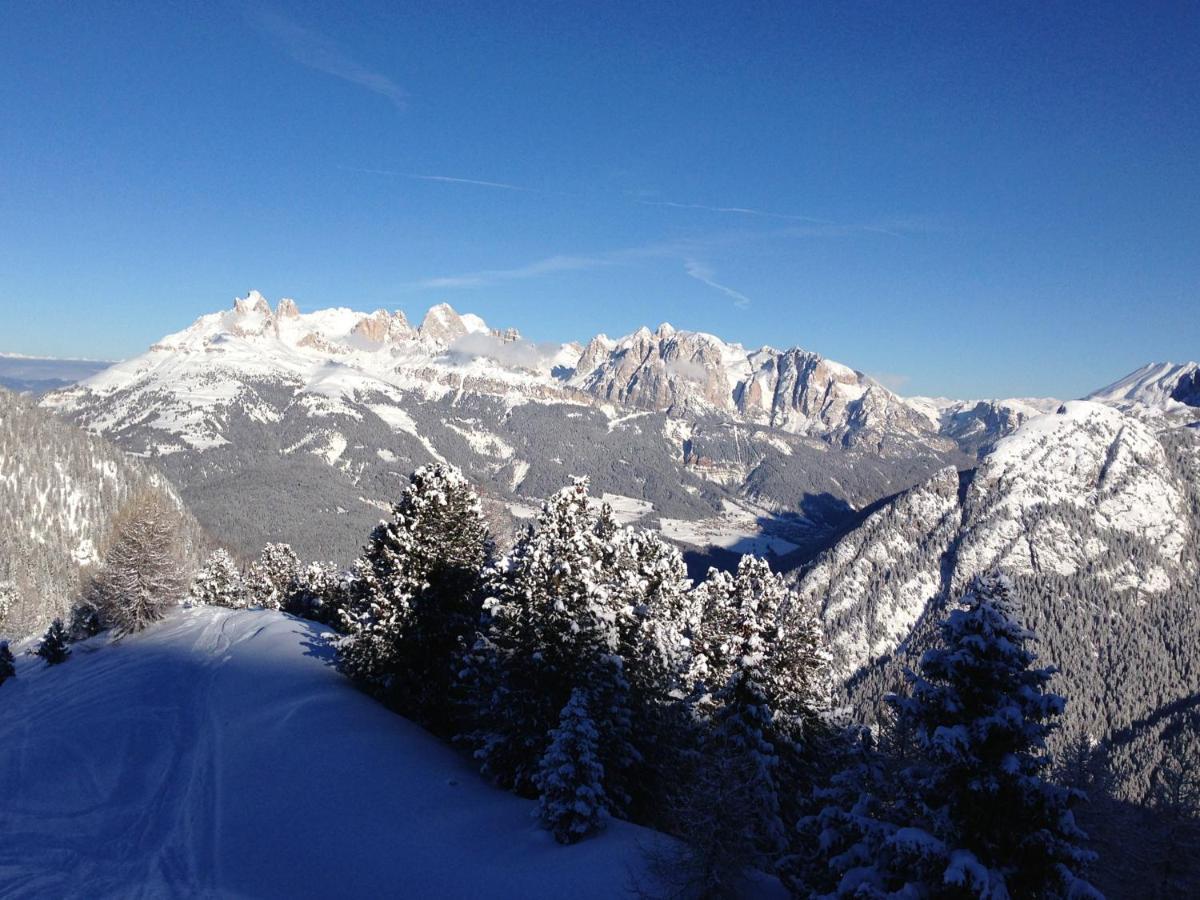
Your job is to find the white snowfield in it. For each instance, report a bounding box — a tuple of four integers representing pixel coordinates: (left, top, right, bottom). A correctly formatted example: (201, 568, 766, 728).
(0, 607, 681, 899)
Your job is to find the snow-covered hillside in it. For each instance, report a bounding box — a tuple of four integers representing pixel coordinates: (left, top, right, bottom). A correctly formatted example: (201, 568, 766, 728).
(802, 400, 1198, 681)
(797, 399, 1200, 808)
(1087, 361, 1200, 419)
(0, 607, 695, 899)
(0, 389, 204, 637)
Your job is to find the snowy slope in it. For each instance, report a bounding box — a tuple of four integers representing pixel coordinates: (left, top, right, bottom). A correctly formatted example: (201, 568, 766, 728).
(1087, 361, 1200, 417)
(802, 401, 1199, 681)
(0, 607, 698, 899)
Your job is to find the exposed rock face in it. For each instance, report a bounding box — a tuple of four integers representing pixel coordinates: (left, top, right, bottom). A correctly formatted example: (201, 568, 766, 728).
(276, 298, 300, 319)
(352, 309, 414, 345)
(572, 325, 738, 416)
(419, 303, 469, 345)
(572, 327, 948, 453)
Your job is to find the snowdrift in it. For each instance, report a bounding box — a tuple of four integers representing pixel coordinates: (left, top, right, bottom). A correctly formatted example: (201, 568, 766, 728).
(0, 608, 675, 898)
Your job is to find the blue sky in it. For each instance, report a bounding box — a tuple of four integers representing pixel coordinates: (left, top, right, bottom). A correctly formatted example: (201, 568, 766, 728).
(1, 1, 1196, 399)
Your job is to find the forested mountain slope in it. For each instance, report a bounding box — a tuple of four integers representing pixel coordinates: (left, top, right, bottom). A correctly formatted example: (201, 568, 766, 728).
(0, 388, 204, 636)
(798, 400, 1200, 802)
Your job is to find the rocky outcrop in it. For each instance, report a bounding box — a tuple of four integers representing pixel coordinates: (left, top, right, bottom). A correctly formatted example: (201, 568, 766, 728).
(418, 303, 469, 345)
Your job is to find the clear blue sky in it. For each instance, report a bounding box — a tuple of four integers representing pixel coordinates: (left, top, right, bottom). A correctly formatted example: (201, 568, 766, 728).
(1, 1, 1196, 399)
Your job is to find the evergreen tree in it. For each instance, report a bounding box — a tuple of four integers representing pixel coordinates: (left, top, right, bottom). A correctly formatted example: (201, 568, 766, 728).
(0, 640, 14, 685)
(535, 687, 609, 844)
(189, 548, 248, 609)
(68, 600, 104, 641)
(338, 464, 491, 732)
(283, 560, 348, 626)
(91, 492, 187, 636)
(246, 543, 301, 610)
(35, 618, 71, 665)
(807, 572, 1100, 898)
(0, 582, 16, 632)
(461, 478, 637, 804)
(670, 556, 832, 892)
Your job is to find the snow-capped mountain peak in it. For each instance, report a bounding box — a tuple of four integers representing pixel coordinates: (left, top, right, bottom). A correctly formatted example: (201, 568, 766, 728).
(1087, 361, 1200, 414)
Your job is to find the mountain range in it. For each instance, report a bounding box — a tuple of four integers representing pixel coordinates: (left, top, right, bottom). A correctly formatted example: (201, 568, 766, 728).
(9, 289, 1200, 810)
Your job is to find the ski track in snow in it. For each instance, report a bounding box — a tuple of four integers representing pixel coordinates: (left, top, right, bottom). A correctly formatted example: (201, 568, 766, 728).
(0, 607, 724, 899)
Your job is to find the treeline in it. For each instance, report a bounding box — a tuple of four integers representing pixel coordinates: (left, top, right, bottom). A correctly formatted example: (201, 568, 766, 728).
(5, 462, 1107, 897)
(190, 465, 1099, 897)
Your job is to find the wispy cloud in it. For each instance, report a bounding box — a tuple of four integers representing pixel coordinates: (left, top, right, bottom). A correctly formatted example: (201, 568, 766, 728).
(403, 173, 527, 191)
(683, 259, 752, 309)
(411, 254, 612, 289)
(636, 199, 830, 225)
(869, 371, 912, 392)
(337, 166, 528, 191)
(250, 8, 406, 110)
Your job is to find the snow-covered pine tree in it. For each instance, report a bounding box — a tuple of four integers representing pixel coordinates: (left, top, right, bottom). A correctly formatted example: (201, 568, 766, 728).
(338, 464, 491, 732)
(91, 491, 187, 636)
(892, 572, 1098, 898)
(0, 640, 14, 685)
(35, 618, 71, 665)
(0, 582, 15, 633)
(461, 478, 636, 804)
(284, 560, 347, 626)
(600, 526, 697, 821)
(810, 572, 1099, 898)
(189, 548, 248, 609)
(535, 686, 609, 844)
(246, 543, 301, 610)
(671, 555, 831, 889)
(68, 600, 104, 641)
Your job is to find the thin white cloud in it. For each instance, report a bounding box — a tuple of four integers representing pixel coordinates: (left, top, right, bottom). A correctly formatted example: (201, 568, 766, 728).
(251, 9, 406, 110)
(403, 173, 527, 191)
(869, 372, 912, 392)
(637, 198, 831, 225)
(337, 167, 527, 191)
(411, 254, 611, 289)
(683, 259, 752, 309)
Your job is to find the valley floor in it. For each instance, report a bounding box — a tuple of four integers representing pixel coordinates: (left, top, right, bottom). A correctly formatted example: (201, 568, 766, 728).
(0, 608, 677, 899)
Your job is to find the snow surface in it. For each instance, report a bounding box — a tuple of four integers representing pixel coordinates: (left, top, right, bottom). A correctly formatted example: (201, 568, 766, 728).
(659, 500, 799, 555)
(0, 607, 689, 899)
(1087, 361, 1200, 414)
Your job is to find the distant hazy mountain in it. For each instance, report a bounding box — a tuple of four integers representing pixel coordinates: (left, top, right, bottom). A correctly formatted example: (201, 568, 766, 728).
(0, 352, 113, 395)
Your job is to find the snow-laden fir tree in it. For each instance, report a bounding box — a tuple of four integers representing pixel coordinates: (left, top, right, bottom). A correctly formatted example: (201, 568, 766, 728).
(461, 478, 637, 807)
(68, 600, 104, 641)
(535, 686, 609, 844)
(806, 572, 1099, 898)
(601, 525, 699, 821)
(283, 560, 348, 626)
(246, 543, 301, 611)
(90, 491, 187, 636)
(189, 548, 248, 609)
(0, 640, 14, 685)
(338, 464, 491, 732)
(35, 618, 71, 665)
(671, 556, 830, 890)
(0, 582, 15, 633)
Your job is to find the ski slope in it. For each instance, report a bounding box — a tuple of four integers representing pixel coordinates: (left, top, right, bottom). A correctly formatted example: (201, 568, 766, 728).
(0, 607, 686, 899)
